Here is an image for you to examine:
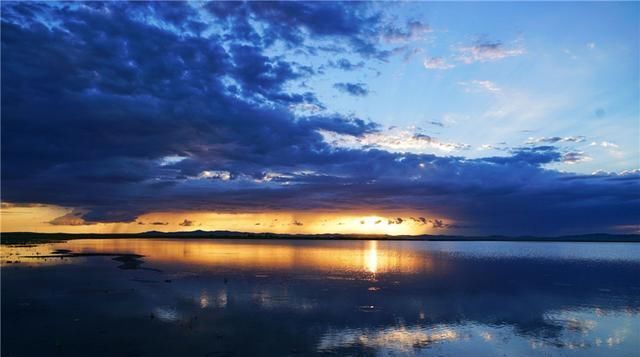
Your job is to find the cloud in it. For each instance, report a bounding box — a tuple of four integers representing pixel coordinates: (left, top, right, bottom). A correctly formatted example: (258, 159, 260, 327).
(526, 136, 586, 144)
(179, 219, 194, 227)
(289, 102, 325, 114)
(198, 171, 232, 181)
(328, 58, 365, 71)
(229, 44, 319, 104)
(403, 47, 424, 62)
(409, 217, 428, 225)
(423, 57, 454, 70)
(591, 141, 619, 149)
(205, 1, 394, 60)
(478, 143, 508, 152)
(1, 2, 638, 235)
(424, 38, 523, 70)
(430, 219, 446, 229)
(48, 212, 96, 226)
(459, 80, 501, 93)
(151, 222, 169, 226)
(590, 141, 623, 158)
(319, 127, 471, 153)
(456, 40, 525, 64)
(333, 82, 369, 96)
(562, 152, 591, 164)
(1, 202, 48, 209)
(381, 20, 431, 43)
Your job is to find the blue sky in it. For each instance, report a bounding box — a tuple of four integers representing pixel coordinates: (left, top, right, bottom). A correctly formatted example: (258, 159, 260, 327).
(295, 2, 639, 173)
(1, 1, 638, 235)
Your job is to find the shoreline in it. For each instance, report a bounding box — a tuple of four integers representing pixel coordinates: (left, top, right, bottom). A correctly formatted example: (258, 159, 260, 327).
(2, 231, 639, 245)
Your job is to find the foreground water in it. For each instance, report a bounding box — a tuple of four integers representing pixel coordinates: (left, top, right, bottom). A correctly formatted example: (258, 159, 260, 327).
(2, 239, 639, 356)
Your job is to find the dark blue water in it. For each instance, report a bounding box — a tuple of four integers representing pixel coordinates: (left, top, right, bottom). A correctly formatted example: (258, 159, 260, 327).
(2, 239, 639, 356)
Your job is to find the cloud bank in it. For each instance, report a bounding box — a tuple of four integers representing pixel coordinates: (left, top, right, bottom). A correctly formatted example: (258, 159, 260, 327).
(1, 2, 638, 235)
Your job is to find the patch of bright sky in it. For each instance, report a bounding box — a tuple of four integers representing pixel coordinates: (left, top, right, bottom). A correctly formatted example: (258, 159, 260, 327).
(297, 2, 638, 174)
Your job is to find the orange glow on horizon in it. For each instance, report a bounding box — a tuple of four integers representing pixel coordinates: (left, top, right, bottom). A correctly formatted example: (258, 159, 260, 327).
(0, 202, 453, 235)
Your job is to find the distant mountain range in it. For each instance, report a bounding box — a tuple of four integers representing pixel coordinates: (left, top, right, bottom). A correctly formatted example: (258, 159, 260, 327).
(1, 230, 639, 245)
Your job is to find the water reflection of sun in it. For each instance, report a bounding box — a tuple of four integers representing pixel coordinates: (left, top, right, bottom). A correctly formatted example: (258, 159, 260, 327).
(2, 239, 436, 275)
(365, 241, 378, 274)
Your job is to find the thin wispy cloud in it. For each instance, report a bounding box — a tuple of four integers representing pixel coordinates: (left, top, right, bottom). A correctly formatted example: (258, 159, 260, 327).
(459, 80, 502, 93)
(527, 136, 587, 144)
(591, 141, 624, 158)
(591, 141, 619, 148)
(456, 40, 525, 64)
(562, 151, 591, 164)
(423, 57, 455, 70)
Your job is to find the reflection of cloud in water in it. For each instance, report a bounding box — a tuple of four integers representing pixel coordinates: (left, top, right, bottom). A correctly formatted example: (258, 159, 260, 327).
(154, 307, 180, 322)
(531, 309, 636, 351)
(197, 289, 228, 309)
(199, 290, 209, 308)
(217, 290, 228, 308)
(3, 239, 639, 356)
(480, 331, 492, 341)
(317, 326, 459, 353)
(317, 318, 638, 355)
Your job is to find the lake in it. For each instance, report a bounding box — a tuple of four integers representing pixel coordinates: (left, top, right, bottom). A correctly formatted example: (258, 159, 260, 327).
(2, 239, 639, 356)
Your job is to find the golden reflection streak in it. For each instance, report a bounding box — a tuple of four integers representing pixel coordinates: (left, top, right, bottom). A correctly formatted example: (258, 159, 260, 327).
(1, 239, 435, 274)
(365, 241, 378, 274)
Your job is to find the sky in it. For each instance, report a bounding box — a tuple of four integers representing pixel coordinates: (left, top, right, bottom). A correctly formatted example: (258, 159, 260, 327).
(1, 1, 639, 236)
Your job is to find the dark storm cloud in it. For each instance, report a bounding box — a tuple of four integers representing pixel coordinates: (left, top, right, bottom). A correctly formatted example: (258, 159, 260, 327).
(229, 44, 320, 104)
(333, 83, 370, 97)
(483, 146, 561, 166)
(204, 1, 388, 59)
(1, 2, 638, 235)
(299, 115, 379, 136)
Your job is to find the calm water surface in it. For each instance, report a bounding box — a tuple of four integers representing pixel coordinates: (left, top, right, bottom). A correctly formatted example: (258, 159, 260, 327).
(2, 239, 639, 356)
